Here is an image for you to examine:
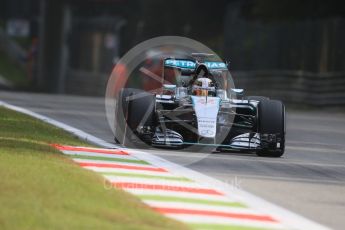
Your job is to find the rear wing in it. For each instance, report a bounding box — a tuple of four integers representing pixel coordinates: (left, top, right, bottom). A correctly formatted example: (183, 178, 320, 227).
(164, 58, 228, 71)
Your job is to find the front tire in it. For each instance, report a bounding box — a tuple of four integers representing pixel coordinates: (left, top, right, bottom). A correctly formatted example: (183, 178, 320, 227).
(256, 99, 285, 157)
(115, 88, 156, 146)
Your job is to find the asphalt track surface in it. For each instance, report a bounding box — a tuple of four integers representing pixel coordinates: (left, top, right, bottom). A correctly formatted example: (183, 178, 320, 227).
(1, 91, 345, 229)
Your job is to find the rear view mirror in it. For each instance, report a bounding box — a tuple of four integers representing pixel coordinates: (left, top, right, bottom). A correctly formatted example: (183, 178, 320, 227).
(230, 88, 244, 99)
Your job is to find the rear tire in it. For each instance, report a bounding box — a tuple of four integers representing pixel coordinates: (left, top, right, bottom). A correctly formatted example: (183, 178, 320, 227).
(256, 99, 285, 157)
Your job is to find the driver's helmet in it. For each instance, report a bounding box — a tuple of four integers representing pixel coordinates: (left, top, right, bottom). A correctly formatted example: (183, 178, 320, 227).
(192, 64, 216, 96)
(192, 77, 216, 96)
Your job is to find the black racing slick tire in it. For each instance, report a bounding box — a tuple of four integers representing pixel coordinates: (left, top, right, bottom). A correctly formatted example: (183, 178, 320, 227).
(114, 88, 156, 146)
(256, 99, 286, 157)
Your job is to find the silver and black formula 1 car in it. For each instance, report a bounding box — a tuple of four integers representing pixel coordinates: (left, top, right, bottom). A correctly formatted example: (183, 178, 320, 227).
(114, 53, 286, 157)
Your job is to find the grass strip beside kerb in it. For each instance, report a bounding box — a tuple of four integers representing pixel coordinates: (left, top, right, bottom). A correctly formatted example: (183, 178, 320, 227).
(0, 106, 190, 230)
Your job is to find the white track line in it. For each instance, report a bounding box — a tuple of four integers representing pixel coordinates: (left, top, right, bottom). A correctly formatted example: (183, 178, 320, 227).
(0, 100, 330, 230)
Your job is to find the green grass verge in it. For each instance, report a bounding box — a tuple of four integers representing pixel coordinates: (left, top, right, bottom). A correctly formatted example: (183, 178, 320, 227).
(0, 50, 29, 88)
(0, 107, 190, 230)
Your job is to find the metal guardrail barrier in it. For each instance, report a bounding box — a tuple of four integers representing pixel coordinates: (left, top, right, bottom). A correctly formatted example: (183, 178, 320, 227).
(66, 70, 108, 96)
(64, 69, 345, 106)
(233, 70, 345, 106)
